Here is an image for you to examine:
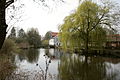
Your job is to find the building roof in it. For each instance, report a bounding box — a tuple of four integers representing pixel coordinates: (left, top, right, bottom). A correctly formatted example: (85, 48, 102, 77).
(51, 32, 58, 37)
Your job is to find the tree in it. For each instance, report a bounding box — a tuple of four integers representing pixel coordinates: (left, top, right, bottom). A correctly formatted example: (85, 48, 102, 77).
(42, 39, 49, 47)
(41, 31, 51, 47)
(18, 28, 25, 38)
(0, 39, 17, 54)
(44, 31, 51, 40)
(26, 28, 41, 48)
(0, 0, 14, 49)
(59, 0, 120, 53)
(16, 28, 26, 43)
(0, 0, 63, 50)
(8, 27, 16, 39)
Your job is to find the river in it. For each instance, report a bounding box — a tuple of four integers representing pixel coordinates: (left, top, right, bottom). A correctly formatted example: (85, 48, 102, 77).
(8, 48, 120, 80)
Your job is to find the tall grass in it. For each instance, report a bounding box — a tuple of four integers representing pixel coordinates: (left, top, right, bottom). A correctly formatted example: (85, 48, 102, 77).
(0, 39, 17, 79)
(0, 57, 16, 80)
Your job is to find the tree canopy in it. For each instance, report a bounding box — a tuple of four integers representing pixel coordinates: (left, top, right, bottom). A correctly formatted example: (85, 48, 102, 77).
(8, 27, 16, 40)
(0, 0, 64, 50)
(44, 31, 51, 40)
(26, 28, 41, 48)
(59, 0, 120, 51)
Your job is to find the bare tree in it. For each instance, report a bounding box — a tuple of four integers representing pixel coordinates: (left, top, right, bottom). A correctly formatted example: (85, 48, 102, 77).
(0, 0, 64, 50)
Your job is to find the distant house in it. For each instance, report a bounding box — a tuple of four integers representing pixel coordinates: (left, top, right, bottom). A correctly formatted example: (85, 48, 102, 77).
(49, 32, 60, 47)
(106, 34, 120, 48)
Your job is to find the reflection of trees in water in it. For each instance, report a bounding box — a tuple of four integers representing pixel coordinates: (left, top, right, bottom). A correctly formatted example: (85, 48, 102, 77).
(17, 50, 26, 62)
(45, 49, 63, 60)
(18, 49, 39, 63)
(26, 49, 39, 63)
(58, 54, 117, 80)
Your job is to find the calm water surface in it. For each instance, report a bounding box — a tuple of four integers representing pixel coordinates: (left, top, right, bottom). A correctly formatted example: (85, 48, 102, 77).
(14, 48, 120, 80)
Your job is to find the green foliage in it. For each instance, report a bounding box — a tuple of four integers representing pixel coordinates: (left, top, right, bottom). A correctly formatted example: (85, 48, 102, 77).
(16, 37, 26, 44)
(16, 28, 27, 44)
(8, 27, 16, 41)
(59, 0, 120, 50)
(0, 39, 17, 54)
(18, 28, 26, 38)
(26, 28, 41, 48)
(44, 31, 51, 40)
(7, 28, 42, 48)
(42, 40, 49, 47)
(89, 27, 106, 48)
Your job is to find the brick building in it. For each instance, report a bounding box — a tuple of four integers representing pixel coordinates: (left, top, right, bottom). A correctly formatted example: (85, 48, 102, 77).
(106, 34, 120, 48)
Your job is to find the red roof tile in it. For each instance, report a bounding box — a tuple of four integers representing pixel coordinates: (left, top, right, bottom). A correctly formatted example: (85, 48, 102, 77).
(51, 32, 58, 37)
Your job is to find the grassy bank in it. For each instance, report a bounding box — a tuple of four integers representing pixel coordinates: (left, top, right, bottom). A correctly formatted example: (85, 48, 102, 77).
(0, 39, 17, 79)
(0, 54, 16, 80)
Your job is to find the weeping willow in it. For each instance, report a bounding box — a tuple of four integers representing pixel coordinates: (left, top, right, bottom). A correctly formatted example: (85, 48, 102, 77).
(59, 0, 109, 50)
(59, 13, 83, 50)
(89, 27, 106, 49)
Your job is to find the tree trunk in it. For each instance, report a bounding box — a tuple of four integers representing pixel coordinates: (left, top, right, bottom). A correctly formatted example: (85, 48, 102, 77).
(85, 33, 89, 54)
(85, 8, 90, 54)
(0, 0, 8, 50)
(0, 26, 7, 50)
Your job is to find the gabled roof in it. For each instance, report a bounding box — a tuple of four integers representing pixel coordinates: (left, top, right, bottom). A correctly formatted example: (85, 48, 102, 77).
(51, 32, 58, 37)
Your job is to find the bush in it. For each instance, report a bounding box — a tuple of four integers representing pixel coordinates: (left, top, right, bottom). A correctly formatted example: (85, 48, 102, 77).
(0, 39, 17, 54)
(42, 40, 49, 47)
(0, 39, 17, 79)
(0, 57, 16, 80)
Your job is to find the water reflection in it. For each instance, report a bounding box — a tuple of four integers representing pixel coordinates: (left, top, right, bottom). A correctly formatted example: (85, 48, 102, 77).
(13, 49, 120, 80)
(45, 49, 62, 60)
(58, 54, 119, 80)
(17, 49, 39, 63)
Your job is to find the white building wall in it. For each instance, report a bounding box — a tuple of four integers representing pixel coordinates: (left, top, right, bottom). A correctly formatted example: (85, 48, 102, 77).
(49, 39, 54, 46)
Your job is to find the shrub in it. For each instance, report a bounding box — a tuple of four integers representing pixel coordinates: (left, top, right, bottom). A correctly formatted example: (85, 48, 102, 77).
(0, 57, 16, 80)
(0, 39, 17, 54)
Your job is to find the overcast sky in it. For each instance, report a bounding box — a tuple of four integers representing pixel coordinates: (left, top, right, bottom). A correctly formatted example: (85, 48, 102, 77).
(6, 0, 120, 36)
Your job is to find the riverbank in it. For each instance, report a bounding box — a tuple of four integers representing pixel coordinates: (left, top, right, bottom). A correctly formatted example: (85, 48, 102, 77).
(57, 47, 120, 58)
(0, 53, 16, 80)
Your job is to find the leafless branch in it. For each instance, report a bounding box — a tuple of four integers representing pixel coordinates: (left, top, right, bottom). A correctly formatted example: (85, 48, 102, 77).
(5, 0, 14, 8)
